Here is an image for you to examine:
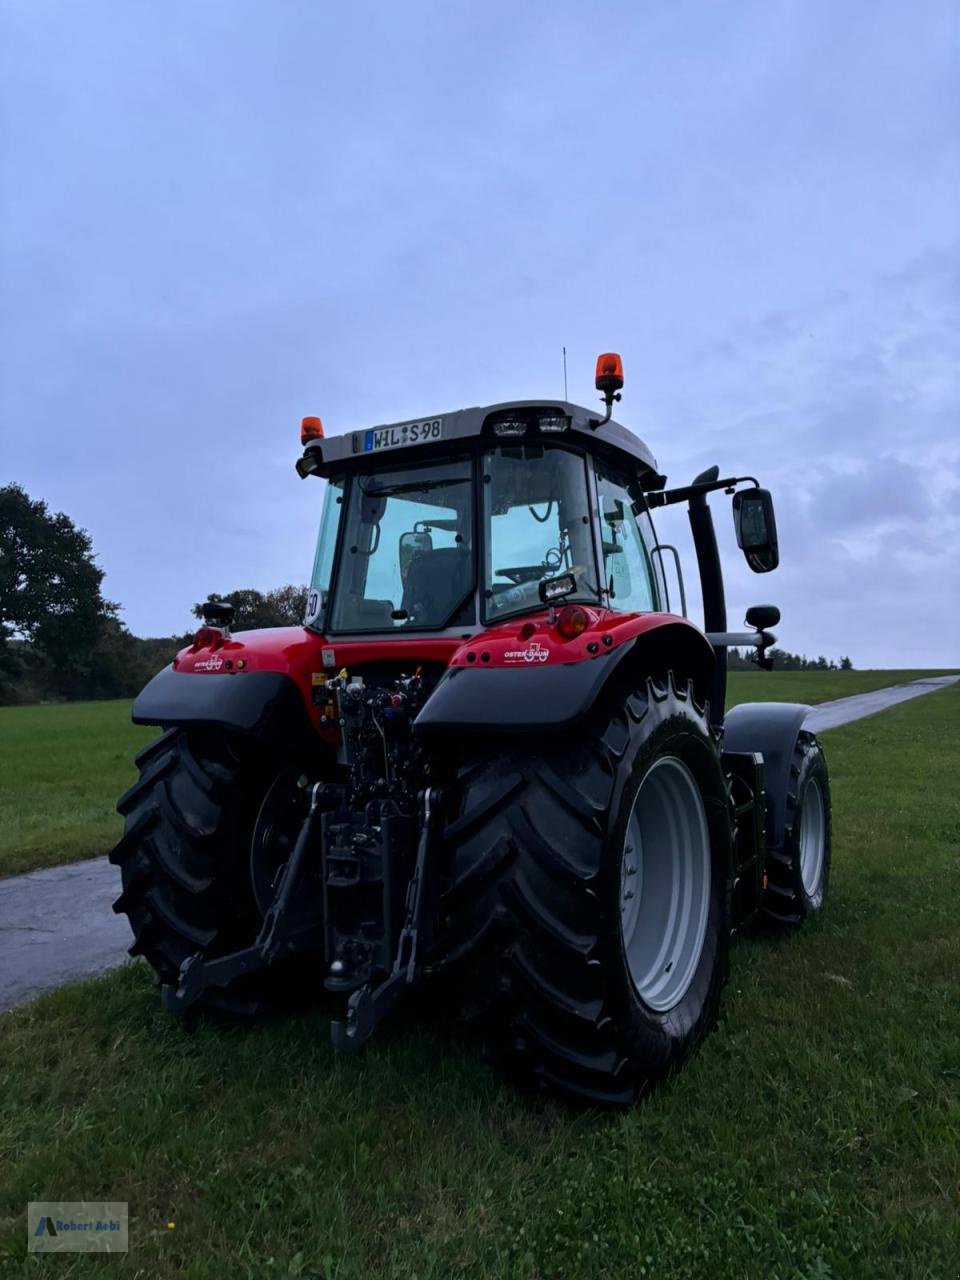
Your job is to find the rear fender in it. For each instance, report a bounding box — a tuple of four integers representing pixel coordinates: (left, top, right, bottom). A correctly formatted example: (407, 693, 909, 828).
(608, 621, 715, 714)
(722, 702, 812, 849)
(132, 664, 316, 753)
(138, 626, 463, 748)
(414, 617, 715, 735)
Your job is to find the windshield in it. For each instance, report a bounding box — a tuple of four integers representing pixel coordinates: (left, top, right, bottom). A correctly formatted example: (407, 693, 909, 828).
(321, 457, 475, 632)
(483, 445, 600, 621)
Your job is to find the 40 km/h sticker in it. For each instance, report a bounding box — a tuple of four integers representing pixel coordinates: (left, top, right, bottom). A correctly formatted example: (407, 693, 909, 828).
(361, 419, 443, 454)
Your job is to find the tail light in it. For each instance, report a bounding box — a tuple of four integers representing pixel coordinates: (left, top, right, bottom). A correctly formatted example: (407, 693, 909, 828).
(191, 626, 225, 651)
(556, 605, 589, 639)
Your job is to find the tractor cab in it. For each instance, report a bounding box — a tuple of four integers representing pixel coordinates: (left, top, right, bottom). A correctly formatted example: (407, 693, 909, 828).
(301, 396, 667, 638)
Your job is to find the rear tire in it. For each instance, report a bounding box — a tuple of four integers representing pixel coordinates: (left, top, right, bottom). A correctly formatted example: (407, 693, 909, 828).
(443, 675, 734, 1106)
(110, 729, 320, 1014)
(763, 731, 831, 925)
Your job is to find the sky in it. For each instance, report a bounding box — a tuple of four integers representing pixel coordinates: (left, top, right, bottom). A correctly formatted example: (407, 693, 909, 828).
(2, 0, 958, 667)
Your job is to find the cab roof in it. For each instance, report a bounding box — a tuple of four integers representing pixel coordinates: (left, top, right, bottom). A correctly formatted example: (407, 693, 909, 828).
(300, 399, 667, 489)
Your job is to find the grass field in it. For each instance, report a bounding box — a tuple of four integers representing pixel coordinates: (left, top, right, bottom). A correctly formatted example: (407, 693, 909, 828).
(1, 680, 958, 1276)
(1, 669, 956, 880)
(0, 701, 153, 878)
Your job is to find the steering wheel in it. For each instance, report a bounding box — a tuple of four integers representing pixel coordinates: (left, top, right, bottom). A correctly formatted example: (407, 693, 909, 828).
(495, 565, 548, 585)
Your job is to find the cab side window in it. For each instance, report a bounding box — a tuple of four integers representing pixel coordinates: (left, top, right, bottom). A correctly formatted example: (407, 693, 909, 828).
(595, 464, 658, 613)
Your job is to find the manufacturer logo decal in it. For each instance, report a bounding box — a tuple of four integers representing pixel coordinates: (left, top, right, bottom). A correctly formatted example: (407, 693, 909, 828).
(194, 656, 224, 673)
(503, 641, 550, 664)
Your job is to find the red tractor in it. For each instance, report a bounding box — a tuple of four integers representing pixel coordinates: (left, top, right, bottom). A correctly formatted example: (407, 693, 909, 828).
(112, 355, 830, 1105)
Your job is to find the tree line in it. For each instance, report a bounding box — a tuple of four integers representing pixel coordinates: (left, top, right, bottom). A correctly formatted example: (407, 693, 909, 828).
(1, 483, 854, 705)
(727, 648, 854, 672)
(0, 485, 306, 704)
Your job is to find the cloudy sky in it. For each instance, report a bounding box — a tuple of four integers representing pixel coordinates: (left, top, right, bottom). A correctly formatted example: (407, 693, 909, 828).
(2, 0, 957, 666)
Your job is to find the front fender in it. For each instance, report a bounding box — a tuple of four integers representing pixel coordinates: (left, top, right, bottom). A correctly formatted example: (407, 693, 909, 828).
(133, 665, 315, 752)
(722, 701, 812, 849)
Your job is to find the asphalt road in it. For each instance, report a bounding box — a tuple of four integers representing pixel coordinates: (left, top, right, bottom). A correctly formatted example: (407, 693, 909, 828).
(803, 673, 959, 732)
(2, 673, 957, 1014)
(0, 855, 133, 1012)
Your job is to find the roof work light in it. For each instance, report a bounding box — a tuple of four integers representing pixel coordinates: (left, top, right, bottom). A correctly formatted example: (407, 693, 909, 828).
(492, 420, 527, 438)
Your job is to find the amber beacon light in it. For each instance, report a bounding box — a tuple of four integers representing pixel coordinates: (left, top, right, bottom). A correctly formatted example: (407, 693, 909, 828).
(300, 415, 325, 445)
(591, 352, 624, 427)
(595, 352, 624, 395)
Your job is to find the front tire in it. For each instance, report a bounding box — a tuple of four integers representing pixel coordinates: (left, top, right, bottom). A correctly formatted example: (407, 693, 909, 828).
(763, 731, 832, 925)
(443, 675, 734, 1106)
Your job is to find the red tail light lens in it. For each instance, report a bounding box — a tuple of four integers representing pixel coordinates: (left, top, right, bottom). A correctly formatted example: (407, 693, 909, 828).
(191, 626, 224, 650)
(556, 605, 589, 639)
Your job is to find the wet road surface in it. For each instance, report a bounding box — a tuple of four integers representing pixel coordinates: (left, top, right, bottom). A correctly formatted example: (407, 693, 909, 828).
(802, 673, 959, 732)
(1, 855, 132, 1012)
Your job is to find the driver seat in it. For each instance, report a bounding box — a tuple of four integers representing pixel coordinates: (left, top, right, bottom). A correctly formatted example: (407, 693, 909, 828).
(401, 548, 471, 623)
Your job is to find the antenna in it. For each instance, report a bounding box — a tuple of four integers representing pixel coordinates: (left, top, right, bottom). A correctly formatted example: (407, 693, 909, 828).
(562, 346, 568, 400)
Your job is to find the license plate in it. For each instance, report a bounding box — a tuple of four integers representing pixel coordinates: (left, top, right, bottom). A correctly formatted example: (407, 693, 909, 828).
(362, 418, 443, 453)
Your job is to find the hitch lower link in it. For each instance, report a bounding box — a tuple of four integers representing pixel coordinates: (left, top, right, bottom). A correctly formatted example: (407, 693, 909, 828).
(330, 787, 442, 1053)
(161, 784, 444, 1053)
(161, 782, 329, 1015)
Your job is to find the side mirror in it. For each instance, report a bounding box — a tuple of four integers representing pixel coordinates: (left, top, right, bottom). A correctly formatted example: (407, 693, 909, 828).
(732, 488, 779, 573)
(745, 604, 780, 630)
(400, 530, 432, 577)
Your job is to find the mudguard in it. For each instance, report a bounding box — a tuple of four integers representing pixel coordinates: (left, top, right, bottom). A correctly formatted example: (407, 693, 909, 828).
(132, 664, 315, 752)
(722, 701, 811, 849)
(416, 619, 716, 735)
(414, 648, 630, 733)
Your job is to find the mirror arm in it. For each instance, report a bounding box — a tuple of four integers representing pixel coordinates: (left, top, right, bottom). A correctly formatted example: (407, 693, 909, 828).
(647, 475, 759, 509)
(687, 484, 727, 729)
(706, 628, 777, 671)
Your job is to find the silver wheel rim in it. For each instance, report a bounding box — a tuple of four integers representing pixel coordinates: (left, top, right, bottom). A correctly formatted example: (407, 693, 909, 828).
(799, 777, 826, 896)
(620, 756, 712, 1012)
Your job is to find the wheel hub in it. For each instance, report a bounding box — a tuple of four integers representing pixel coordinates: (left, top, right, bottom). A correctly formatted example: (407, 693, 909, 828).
(620, 756, 712, 1012)
(798, 777, 826, 896)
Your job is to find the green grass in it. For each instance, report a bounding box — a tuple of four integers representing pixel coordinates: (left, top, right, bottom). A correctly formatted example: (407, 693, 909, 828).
(726, 666, 958, 707)
(0, 701, 153, 878)
(1, 684, 958, 1277)
(2, 671, 955, 880)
